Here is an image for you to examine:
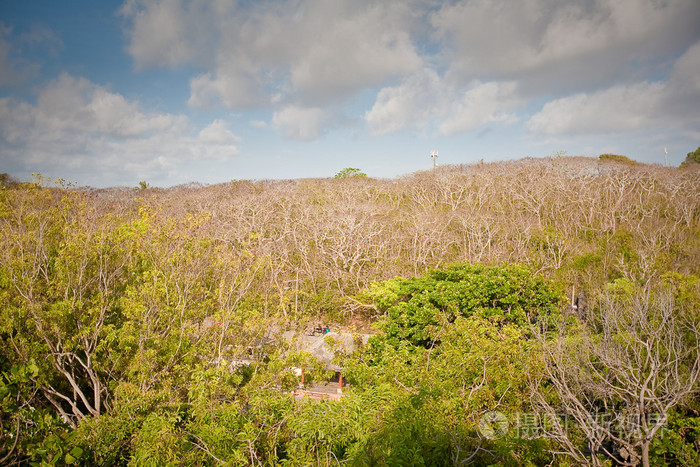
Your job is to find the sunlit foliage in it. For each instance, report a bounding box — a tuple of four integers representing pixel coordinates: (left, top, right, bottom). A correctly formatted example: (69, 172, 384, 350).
(0, 157, 698, 465)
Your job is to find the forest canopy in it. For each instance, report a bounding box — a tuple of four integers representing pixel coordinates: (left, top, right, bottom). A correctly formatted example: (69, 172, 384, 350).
(1, 156, 699, 465)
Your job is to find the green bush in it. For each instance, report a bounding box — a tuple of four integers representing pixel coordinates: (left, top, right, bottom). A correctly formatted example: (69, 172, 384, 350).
(649, 409, 700, 466)
(363, 263, 562, 348)
(334, 167, 367, 179)
(0, 173, 19, 187)
(599, 153, 637, 164)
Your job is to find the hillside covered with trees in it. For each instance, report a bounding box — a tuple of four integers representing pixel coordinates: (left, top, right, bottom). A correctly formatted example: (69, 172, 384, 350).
(1, 156, 699, 466)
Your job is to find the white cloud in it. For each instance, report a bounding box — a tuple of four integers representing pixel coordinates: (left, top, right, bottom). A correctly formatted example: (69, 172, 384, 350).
(285, 1, 422, 101)
(121, 0, 423, 109)
(527, 40, 700, 136)
(121, 0, 700, 99)
(365, 69, 522, 136)
(119, 0, 700, 143)
(666, 41, 700, 116)
(273, 105, 326, 142)
(672, 41, 700, 90)
(196, 119, 240, 159)
(188, 68, 266, 109)
(198, 119, 240, 145)
(526, 82, 666, 135)
(439, 81, 521, 135)
(431, 0, 700, 92)
(33, 73, 186, 136)
(250, 120, 268, 129)
(120, 0, 215, 69)
(0, 74, 241, 185)
(365, 68, 445, 136)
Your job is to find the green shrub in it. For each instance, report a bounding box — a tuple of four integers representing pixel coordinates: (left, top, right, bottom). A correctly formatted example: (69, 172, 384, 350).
(0, 173, 19, 187)
(334, 167, 367, 179)
(599, 153, 637, 164)
(684, 147, 700, 165)
(362, 263, 562, 348)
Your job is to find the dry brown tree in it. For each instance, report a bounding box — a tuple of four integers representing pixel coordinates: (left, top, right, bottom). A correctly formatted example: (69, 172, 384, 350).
(532, 284, 700, 467)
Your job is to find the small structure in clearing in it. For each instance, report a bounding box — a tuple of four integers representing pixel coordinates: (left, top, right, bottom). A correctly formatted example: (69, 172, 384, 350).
(283, 329, 370, 401)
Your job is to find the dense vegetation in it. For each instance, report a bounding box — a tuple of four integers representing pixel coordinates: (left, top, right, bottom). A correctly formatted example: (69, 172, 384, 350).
(598, 154, 637, 165)
(1, 156, 699, 465)
(684, 147, 700, 166)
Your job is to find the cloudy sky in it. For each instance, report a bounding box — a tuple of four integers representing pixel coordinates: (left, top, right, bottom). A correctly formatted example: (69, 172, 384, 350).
(1, 0, 699, 187)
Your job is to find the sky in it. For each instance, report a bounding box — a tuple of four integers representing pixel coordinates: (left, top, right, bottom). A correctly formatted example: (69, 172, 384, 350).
(1, 0, 699, 187)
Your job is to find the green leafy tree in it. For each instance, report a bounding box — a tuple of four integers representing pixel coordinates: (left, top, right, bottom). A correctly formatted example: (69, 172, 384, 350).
(361, 263, 562, 347)
(0, 360, 83, 465)
(0, 157, 698, 464)
(0, 187, 125, 425)
(334, 168, 367, 179)
(343, 315, 552, 465)
(340, 264, 561, 465)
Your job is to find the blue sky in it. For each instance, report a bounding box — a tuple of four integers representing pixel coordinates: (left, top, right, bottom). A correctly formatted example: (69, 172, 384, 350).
(1, 0, 699, 187)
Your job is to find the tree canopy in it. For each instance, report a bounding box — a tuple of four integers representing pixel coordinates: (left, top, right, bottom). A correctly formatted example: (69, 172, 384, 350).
(1, 157, 699, 465)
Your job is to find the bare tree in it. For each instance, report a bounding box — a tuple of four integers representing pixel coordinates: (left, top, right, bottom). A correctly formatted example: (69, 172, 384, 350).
(532, 285, 700, 467)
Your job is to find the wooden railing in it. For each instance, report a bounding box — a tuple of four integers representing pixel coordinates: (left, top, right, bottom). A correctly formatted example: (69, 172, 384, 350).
(294, 389, 343, 401)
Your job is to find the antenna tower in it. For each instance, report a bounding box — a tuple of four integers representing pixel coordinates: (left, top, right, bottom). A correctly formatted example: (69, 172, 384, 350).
(430, 150, 438, 169)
